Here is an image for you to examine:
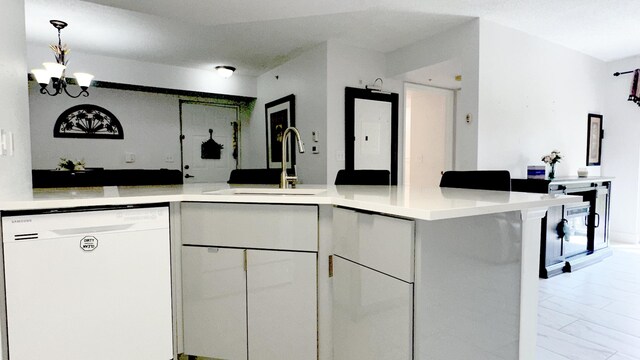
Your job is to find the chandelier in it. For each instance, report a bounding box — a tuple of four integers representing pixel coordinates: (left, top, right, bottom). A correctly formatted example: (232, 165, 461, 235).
(31, 20, 94, 98)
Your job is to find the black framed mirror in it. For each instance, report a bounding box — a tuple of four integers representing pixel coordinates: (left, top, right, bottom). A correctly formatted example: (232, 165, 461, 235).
(344, 87, 399, 185)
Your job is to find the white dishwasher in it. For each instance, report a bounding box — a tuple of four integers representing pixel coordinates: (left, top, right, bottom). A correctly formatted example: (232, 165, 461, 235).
(1, 204, 174, 360)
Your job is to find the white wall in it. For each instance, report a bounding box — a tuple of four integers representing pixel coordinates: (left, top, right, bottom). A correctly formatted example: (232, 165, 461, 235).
(244, 43, 328, 184)
(27, 46, 257, 98)
(327, 40, 402, 184)
(29, 85, 252, 171)
(603, 56, 640, 243)
(29, 86, 181, 170)
(477, 20, 606, 178)
(0, 0, 32, 200)
(245, 39, 406, 185)
(387, 19, 480, 171)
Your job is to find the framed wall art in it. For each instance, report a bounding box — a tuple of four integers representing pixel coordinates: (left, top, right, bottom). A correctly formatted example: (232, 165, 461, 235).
(586, 113, 603, 166)
(265, 94, 295, 169)
(54, 104, 124, 139)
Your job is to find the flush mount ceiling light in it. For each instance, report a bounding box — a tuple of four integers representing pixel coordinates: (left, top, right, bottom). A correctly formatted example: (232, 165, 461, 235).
(31, 20, 94, 98)
(215, 65, 236, 79)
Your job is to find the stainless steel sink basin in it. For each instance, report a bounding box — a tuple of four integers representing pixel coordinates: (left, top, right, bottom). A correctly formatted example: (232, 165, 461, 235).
(203, 188, 326, 196)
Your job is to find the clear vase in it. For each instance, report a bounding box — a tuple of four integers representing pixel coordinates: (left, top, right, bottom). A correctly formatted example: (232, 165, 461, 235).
(549, 163, 556, 179)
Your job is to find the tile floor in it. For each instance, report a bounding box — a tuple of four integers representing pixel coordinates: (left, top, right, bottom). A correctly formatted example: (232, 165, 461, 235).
(537, 244, 640, 359)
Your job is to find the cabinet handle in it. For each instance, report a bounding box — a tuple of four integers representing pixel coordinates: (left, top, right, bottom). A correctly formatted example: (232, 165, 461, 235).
(243, 249, 248, 272)
(328, 255, 334, 278)
(594, 213, 600, 228)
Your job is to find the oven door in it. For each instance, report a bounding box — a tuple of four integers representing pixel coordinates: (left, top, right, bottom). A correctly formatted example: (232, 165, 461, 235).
(561, 201, 591, 259)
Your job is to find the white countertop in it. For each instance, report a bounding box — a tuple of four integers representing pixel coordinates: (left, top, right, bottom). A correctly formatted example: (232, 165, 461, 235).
(0, 184, 580, 221)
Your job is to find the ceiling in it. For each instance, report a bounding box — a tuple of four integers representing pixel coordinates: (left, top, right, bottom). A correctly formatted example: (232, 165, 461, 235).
(24, 0, 640, 77)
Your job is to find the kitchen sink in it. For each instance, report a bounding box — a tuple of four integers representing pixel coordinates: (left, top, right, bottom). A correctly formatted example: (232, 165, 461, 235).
(203, 188, 326, 196)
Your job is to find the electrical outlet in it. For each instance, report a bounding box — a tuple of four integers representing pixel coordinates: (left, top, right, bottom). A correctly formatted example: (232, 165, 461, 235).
(336, 150, 345, 161)
(125, 152, 136, 163)
(165, 155, 175, 163)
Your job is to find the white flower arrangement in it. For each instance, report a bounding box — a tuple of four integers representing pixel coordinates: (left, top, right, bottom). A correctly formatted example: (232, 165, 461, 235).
(541, 150, 562, 165)
(57, 158, 86, 171)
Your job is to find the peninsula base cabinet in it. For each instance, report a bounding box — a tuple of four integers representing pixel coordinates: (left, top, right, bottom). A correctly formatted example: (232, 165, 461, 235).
(180, 202, 318, 360)
(332, 207, 415, 360)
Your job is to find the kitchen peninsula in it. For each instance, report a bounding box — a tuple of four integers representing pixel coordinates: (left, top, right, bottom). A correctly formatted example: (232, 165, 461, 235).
(0, 184, 580, 360)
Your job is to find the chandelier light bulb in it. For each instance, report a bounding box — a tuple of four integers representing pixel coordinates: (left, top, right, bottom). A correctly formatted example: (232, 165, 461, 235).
(43, 62, 66, 79)
(73, 73, 95, 88)
(31, 69, 52, 85)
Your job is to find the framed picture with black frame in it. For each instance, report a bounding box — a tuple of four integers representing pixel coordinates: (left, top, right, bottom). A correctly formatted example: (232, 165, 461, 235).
(586, 113, 603, 166)
(265, 94, 296, 169)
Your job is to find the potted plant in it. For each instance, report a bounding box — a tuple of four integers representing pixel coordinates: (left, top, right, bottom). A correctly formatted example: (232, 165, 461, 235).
(57, 158, 86, 171)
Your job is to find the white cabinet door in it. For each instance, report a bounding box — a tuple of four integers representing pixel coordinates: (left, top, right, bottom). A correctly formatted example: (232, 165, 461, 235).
(333, 256, 413, 360)
(247, 250, 317, 360)
(182, 246, 248, 359)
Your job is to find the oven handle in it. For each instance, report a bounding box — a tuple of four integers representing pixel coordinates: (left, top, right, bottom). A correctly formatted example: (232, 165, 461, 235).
(584, 212, 601, 228)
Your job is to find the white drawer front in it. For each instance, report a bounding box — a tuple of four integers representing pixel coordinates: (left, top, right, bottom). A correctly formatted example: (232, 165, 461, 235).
(182, 203, 318, 251)
(334, 207, 414, 282)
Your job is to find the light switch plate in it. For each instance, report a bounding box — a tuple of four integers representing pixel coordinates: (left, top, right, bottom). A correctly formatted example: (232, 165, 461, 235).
(0, 129, 7, 156)
(8, 131, 14, 156)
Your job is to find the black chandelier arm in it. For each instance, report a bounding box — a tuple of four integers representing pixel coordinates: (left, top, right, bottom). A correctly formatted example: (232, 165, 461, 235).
(62, 86, 90, 98)
(39, 85, 61, 96)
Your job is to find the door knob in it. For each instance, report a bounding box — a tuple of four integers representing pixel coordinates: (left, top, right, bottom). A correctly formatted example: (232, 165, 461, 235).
(185, 174, 195, 178)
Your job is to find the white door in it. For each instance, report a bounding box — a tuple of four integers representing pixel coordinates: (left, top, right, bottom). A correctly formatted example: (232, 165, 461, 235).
(181, 102, 238, 183)
(182, 246, 248, 359)
(404, 84, 454, 188)
(333, 256, 413, 360)
(354, 98, 392, 170)
(247, 250, 317, 360)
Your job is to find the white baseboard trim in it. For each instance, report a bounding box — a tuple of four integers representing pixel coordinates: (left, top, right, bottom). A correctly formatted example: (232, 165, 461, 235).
(610, 231, 639, 244)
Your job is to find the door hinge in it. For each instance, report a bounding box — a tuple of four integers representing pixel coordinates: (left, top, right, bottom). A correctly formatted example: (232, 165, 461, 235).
(328, 255, 334, 278)
(243, 249, 248, 272)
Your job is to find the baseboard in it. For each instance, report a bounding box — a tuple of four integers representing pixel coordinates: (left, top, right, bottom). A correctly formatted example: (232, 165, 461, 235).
(610, 230, 639, 244)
